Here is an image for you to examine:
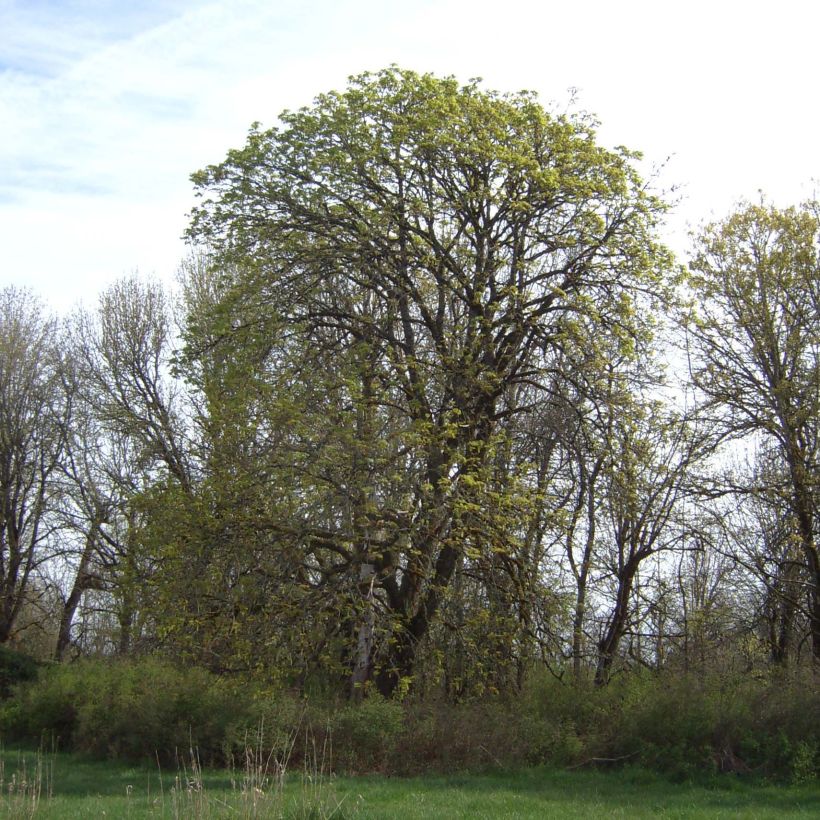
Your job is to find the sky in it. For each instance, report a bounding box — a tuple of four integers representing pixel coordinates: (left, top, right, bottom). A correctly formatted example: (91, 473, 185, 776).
(2, 0, 819, 312)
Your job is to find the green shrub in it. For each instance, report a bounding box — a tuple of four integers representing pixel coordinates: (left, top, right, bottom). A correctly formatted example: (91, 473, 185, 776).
(610, 673, 719, 777)
(0, 657, 246, 764)
(1, 655, 816, 780)
(220, 687, 313, 772)
(392, 699, 544, 774)
(0, 660, 82, 744)
(0, 647, 39, 699)
(516, 666, 820, 780)
(332, 695, 404, 772)
(600, 669, 819, 780)
(789, 740, 818, 785)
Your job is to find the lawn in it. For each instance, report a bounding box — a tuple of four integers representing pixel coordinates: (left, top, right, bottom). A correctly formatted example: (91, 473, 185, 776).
(1, 748, 818, 818)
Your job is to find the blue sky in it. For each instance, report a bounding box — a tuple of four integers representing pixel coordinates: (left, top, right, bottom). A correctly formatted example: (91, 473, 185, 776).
(1, 1, 197, 75)
(2, 0, 819, 311)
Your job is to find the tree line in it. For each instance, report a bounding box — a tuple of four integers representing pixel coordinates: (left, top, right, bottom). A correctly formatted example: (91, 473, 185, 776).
(2, 68, 818, 697)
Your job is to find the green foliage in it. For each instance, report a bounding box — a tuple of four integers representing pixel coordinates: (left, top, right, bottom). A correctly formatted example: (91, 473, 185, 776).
(0, 646, 39, 699)
(182, 65, 673, 695)
(520, 667, 820, 781)
(2, 657, 817, 780)
(789, 741, 818, 785)
(332, 696, 404, 773)
(0, 657, 245, 764)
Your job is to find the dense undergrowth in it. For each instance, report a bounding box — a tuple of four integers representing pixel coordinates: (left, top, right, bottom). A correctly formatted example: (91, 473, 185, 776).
(0, 653, 816, 784)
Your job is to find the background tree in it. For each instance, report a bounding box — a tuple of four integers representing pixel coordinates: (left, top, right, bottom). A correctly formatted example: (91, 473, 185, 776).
(52, 390, 148, 660)
(0, 287, 67, 646)
(667, 523, 745, 673)
(70, 276, 192, 492)
(589, 389, 706, 684)
(55, 276, 192, 659)
(686, 200, 820, 663)
(710, 448, 814, 666)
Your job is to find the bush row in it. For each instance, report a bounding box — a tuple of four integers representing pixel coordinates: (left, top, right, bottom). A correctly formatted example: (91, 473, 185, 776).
(0, 656, 817, 782)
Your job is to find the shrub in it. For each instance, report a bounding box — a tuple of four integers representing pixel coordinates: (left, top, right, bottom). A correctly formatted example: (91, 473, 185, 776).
(0, 646, 39, 699)
(516, 666, 820, 780)
(332, 695, 404, 773)
(0, 659, 82, 745)
(789, 740, 818, 785)
(220, 687, 312, 772)
(1, 655, 816, 780)
(0, 657, 246, 764)
(593, 668, 820, 781)
(392, 699, 544, 774)
(610, 673, 720, 778)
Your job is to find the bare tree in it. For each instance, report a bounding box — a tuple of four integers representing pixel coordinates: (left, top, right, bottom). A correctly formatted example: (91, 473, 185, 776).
(0, 287, 67, 645)
(53, 276, 191, 658)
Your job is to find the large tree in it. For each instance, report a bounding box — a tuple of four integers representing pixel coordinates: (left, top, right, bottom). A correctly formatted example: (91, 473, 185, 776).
(185, 67, 673, 694)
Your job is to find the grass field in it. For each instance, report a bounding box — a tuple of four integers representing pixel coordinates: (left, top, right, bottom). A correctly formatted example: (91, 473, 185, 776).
(1, 747, 818, 818)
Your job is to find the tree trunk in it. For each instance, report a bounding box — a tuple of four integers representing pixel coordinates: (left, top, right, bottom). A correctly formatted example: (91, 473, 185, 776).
(55, 525, 102, 661)
(572, 587, 587, 679)
(55, 586, 83, 661)
(350, 562, 376, 699)
(376, 541, 461, 697)
(783, 432, 820, 663)
(595, 563, 637, 686)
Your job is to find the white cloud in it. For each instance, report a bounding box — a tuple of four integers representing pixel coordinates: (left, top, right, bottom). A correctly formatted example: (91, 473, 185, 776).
(1, 0, 819, 310)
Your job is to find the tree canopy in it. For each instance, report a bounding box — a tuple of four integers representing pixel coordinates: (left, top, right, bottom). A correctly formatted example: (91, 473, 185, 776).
(184, 67, 674, 693)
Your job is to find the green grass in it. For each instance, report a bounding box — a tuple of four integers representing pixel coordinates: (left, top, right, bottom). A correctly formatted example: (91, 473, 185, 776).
(1, 748, 817, 818)
(346, 768, 820, 819)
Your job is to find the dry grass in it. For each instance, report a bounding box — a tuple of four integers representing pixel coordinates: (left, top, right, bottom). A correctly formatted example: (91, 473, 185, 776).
(0, 747, 53, 819)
